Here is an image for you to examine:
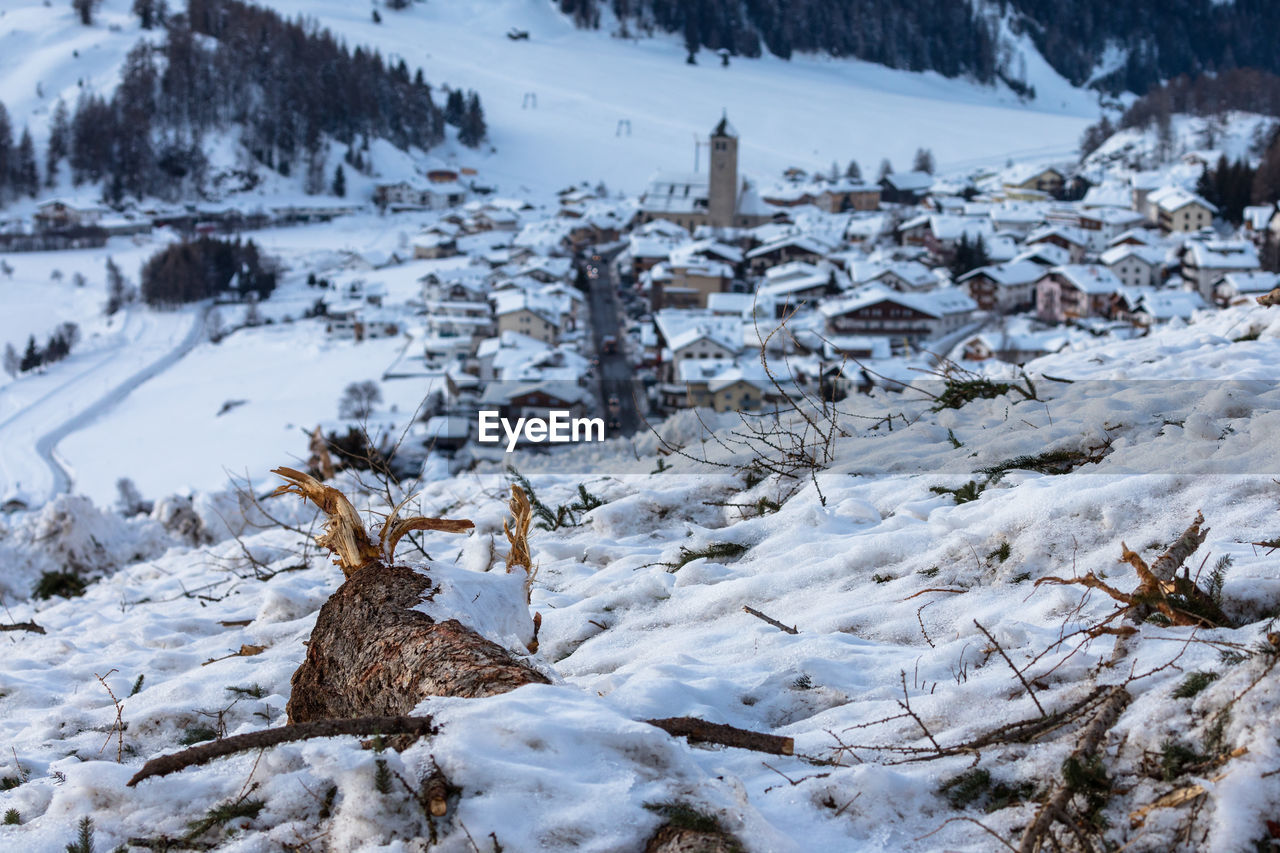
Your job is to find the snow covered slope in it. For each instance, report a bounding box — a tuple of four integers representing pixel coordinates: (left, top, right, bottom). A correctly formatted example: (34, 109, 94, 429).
(0, 0, 1098, 200)
(1, 302, 1280, 851)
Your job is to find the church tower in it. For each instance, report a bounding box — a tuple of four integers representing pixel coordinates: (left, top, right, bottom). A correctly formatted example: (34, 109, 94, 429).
(707, 114, 738, 229)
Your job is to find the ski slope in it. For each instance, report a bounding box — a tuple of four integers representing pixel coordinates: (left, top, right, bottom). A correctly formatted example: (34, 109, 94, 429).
(0, 0, 1100, 202)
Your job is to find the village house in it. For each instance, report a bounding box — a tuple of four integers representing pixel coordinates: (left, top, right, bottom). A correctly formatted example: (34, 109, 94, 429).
(1001, 165, 1065, 200)
(819, 285, 976, 344)
(960, 329, 1069, 365)
(816, 181, 881, 213)
(659, 259, 734, 310)
(1216, 271, 1280, 306)
(847, 259, 939, 293)
(1112, 288, 1206, 327)
(957, 259, 1043, 313)
(1025, 224, 1091, 263)
(1145, 187, 1216, 233)
(756, 261, 845, 316)
(1078, 207, 1147, 251)
(878, 171, 933, 205)
(1099, 244, 1167, 289)
(745, 234, 832, 274)
(491, 290, 563, 345)
(1035, 265, 1122, 324)
(34, 199, 105, 230)
(1180, 239, 1261, 302)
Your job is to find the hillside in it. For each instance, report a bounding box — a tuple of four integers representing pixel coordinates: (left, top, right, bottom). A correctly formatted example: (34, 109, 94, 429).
(1, 303, 1279, 850)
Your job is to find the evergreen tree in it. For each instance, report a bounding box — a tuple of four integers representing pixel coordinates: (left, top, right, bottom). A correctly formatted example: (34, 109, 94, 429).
(20, 336, 39, 373)
(444, 89, 466, 127)
(877, 158, 894, 182)
(13, 128, 38, 198)
(332, 163, 346, 197)
(912, 147, 935, 174)
(46, 99, 69, 187)
(133, 0, 156, 29)
(459, 92, 486, 148)
(105, 256, 126, 316)
(0, 102, 12, 201)
(72, 0, 100, 26)
(845, 160, 862, 181)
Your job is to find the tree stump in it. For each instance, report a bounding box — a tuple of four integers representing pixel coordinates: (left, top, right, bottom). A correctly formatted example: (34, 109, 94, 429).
(287, 563, 548, 724)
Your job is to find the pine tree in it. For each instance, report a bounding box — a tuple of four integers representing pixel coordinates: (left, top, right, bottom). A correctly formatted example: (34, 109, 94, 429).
(912, 147, 935, 174)
(845, 160, 861, 181)
(14, 128, 38, 198)
(133, 0, 156, 28)
(20, 336, 39, 373)
(459, 92, 486, 148)
(877, 158, 894, 182)
(72, 0, 100, 26)
(46, 99, 69, 187)
(105, 256, 126, 316)
(444, 89, 466, 127)
(0, 102, 12, 201)
(332, 164, 346, 197)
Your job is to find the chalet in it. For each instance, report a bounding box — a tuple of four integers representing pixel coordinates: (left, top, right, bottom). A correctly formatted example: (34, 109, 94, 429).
(879, 171, 933, 205)
(1025, 224, 1090, 263)
(897, 214, 994, 256)
(1078, 208, 1146, 251)
(34, 199, 104, 230)
(756, 261, 844, 315)
(745, 235, 831, 273)
(1216, 271, 1280, 306)
(847, 260, 938, 293)
(957, 259, 1043, 313)
(1002, 165, 1065, 200)
(960, 330, 1069, 365)
(989, 204, 1048, 237)
(819, 286, 976, 343)
(479, 381, 591, 427)
(1146, 187, 1216, 233)
(661, 259, 734, 309)
(1099, 244, 1166, 289)
(491, 290, 562, 345)
(1112, 288, 1206, 327)
(1180, 239, 1260, 301)
(816, 181, 881, 213)
(1035, 265, 1122, 324)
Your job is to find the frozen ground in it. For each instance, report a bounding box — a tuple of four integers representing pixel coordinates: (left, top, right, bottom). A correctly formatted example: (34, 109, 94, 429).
(0, 303, 1278, 851)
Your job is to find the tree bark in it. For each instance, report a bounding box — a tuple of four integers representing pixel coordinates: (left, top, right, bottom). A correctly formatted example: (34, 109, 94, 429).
(287, 563, 548, 724)
(646, 826, 742, 853)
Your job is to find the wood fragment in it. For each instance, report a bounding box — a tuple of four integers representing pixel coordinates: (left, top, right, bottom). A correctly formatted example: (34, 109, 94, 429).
(127, 715, 437, 786)
(201, 643, 267, 666)
(217, 619, 253, 628)
(0, 620, 45, 634)
(646, 717, 794, 756)
(973, 620, 1046, 717)
(1017, 686, 1131, 853)
(742, 605, 798, 634)
(902, 587, 967, 601)
(425, 764, 450, 817)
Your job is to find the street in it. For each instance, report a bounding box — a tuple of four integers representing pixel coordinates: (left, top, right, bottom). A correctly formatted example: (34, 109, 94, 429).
(584, 249, 644, 436)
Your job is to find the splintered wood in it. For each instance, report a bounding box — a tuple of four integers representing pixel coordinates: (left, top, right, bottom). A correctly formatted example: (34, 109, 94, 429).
(269, 466, 472, 575)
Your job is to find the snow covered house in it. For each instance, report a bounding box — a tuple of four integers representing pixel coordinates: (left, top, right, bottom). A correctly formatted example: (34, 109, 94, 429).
(745, 235, 832, 274)
(1001, 165, 1065, 200)
(1035, 265, 1122, 324)
(1216, 271, 1280, 306)
(1180, 239, 1260, 302)
(1146, 187, 1216, 233)
(1099, 244, 1167, 289)
(819, 285, 976, 343)
(879, 171, 933, 204)
(957, 259, 1043, 313)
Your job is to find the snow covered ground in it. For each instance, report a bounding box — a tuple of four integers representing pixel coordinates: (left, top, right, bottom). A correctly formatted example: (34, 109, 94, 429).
(1, 303, 1279, 851)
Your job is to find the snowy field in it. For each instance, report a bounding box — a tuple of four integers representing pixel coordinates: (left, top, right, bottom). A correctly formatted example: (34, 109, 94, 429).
(0, 303, 1279, 850)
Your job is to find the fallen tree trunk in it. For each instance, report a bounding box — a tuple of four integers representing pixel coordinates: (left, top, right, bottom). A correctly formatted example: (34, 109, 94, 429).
(287, 563, 548, 723)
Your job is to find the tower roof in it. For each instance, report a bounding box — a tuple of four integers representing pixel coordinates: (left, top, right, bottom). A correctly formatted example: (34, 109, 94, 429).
(711, 114, 738, 139)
